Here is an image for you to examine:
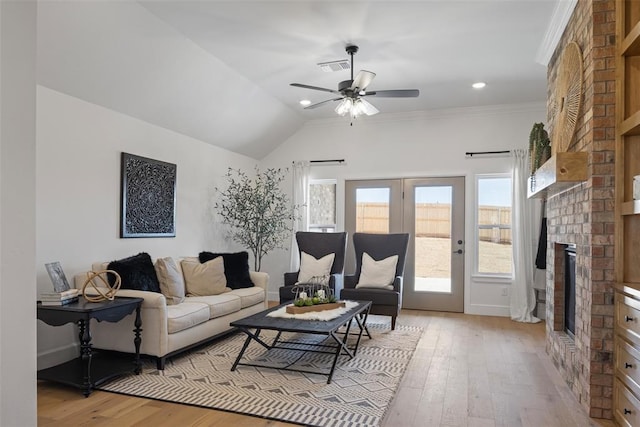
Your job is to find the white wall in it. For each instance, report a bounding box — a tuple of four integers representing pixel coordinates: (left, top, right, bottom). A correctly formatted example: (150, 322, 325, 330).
(0, 1, 37, 425)
(260, 103, 546, 316)
(36, 87, 258, 368)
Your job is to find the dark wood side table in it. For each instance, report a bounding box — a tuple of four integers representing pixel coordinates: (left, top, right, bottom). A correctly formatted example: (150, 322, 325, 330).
(37, 297, 143, 397)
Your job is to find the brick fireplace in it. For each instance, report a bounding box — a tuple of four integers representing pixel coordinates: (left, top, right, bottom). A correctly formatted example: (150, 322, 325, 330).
(543, 0, 616, 419)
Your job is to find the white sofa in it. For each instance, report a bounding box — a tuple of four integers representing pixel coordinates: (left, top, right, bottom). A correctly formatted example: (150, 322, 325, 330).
(74, 259, 268, 369)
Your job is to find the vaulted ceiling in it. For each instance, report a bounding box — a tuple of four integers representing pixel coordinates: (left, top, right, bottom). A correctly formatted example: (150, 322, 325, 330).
(37, 1, 559, 159)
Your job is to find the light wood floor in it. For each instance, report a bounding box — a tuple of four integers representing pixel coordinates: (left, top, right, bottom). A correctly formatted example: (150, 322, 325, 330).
(38, 309, 616, 427)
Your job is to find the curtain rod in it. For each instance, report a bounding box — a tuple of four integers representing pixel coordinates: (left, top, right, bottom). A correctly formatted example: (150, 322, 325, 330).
(310, 159, 345, 164)
(465, 150, 511, 158)
(292, 159, 345, 165)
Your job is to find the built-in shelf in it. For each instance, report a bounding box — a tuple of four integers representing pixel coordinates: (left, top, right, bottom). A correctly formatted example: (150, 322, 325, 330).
(527, 152, 589, 199)
(622, 20, 640, 56)
(621, 111, 640, 136)
(621, 200, 640, 215)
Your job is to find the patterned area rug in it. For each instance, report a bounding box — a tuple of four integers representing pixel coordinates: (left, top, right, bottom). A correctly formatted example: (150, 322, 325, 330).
(98, 323, 422, 427)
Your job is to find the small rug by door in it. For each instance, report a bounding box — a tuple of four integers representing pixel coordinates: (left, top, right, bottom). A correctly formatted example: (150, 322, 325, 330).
(98, 323, 422, 427)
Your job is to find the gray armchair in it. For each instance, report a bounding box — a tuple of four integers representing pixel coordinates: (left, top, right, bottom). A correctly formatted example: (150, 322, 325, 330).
(279, 231, 348, 304)
(340, 232, 409, 330)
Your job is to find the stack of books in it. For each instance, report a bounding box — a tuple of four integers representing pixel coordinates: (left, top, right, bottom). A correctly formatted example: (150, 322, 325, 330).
(39, 289, 79, 306)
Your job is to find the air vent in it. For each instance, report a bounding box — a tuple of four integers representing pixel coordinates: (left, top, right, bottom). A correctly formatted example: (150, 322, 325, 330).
(317, 59, 350, 72)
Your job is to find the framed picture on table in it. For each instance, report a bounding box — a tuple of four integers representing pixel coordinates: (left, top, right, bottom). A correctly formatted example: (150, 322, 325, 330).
(45, 261, 71, 293)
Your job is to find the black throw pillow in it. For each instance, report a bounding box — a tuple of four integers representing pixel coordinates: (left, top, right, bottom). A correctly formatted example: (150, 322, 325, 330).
(107, 252, 161, 293)
(198, 251, 254, 289)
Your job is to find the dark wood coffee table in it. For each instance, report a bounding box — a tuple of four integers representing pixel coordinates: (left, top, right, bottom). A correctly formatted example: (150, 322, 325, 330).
(230, 300, 372, 384)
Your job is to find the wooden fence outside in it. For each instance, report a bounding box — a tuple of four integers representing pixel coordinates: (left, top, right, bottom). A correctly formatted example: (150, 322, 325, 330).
(355, 203, 512, 244)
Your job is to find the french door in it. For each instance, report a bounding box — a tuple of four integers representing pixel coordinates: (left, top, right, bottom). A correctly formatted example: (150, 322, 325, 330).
(345, 177, 465, 312)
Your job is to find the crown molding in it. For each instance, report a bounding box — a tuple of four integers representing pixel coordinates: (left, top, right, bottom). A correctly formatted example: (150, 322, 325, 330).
(535, 0, 578, 66)
(302, 102, 547, 129)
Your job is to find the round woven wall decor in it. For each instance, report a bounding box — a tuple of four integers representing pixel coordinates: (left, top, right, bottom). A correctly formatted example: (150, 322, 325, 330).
(81, 270, 121, 302)
(551, 41, 583, 154)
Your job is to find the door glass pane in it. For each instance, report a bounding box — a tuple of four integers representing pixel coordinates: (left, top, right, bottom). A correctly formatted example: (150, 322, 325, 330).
(356, 188, 389, 233)
(415, 186, 452, 293)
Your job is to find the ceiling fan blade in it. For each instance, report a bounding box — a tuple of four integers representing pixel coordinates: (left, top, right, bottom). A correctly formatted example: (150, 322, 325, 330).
(290, 83, 340, 94)
(350, 70, 376, 92)
(363, 89, 420, 98)
(304, 97, 343, 109)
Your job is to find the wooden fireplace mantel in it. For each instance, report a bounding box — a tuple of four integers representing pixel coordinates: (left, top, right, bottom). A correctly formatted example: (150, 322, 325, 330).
(527, 152, 588, 199)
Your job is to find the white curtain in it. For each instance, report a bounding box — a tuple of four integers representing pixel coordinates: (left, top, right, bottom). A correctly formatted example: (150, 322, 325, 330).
(510, 149, 540, 323)
(290, 160, 310, 271)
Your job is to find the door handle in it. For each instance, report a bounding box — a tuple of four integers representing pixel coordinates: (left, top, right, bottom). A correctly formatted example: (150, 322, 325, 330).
(453, 249, 463, 254)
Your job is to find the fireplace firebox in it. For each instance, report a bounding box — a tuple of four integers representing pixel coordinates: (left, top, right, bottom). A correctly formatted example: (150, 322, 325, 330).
(564, 245, 576, 338)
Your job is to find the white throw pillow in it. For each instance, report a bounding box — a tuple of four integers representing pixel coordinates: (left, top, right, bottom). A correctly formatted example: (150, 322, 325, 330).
(297, 251, 335, 284)
(355, 252, 399, 290)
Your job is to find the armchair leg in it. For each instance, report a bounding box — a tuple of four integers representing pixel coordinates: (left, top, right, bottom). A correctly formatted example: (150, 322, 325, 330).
(391, 316, 397, 331)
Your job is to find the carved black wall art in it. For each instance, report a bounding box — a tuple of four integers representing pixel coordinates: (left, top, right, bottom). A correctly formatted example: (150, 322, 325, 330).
(121, 153, 176, 238)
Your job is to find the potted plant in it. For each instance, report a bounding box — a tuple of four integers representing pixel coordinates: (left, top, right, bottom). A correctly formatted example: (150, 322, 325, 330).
(529, 122, 551, 175)
(215, 166, 298, 271)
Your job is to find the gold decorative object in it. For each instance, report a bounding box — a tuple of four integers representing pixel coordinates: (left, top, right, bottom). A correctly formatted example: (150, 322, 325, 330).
(81, 270, 121, 302)
(550, 41, 583, 154)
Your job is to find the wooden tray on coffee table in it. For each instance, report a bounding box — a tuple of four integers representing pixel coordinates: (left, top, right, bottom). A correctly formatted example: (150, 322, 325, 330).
(286, 301, 346, 314)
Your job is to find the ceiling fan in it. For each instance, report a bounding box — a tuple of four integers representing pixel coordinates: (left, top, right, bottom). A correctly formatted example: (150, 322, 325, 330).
(290, 44, 419, 119)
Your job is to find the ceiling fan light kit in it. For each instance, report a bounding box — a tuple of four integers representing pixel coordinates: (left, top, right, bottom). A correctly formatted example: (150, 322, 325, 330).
(335, 97, 379, 118)
(291, 44, 419, 121)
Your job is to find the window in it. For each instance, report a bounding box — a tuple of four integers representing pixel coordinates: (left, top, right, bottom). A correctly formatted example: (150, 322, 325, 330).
(476, 175, 512, 275)
(308, 180, 336, 232)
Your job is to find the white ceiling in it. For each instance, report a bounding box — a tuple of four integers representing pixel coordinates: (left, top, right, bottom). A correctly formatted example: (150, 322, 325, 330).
(37, 1, 559, 159)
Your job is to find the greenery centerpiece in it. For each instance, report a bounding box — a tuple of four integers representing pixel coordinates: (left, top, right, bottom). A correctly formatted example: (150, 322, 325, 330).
(215, 166, 297, 271)
(287, 279, 345, 314)
(292, 278, 338, 307)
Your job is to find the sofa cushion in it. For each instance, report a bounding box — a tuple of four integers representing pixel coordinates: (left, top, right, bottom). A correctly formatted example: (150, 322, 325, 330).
(228, 286, 265, 309)
(154, 257, 185, 305)
(199, 251, 254, 289)
(107, 252, 161, 293)
(341, 287, 399, 305)
(181, 257, 229, 296)
(166, 302, 210, 334)
(187, 294, 242, 319)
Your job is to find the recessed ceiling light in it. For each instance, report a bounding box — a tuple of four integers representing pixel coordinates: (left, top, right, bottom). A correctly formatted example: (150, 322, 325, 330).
(299, 99, 311, 106)
(472, 82, 487, 89)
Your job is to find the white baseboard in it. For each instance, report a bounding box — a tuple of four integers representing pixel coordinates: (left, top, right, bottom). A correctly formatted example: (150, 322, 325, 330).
(267, 291, 280, 303)
(465, 304, 510, 317)
(37, 342, 78, 370)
